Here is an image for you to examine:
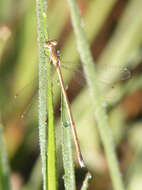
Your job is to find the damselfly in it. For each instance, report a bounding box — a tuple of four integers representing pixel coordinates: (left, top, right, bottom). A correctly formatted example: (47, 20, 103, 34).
(44, 40, 85, 168)
(43, 39, 131, 168)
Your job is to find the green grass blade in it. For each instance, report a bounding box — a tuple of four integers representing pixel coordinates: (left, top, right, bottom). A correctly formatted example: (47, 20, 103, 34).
(35, 0, 48, 189)
(61, 93, 76, 190)
(46, 49, 57, 190)
(66, 0, 125, 190)
(0, 119, 11, 190)
(43, 10, 57, 190)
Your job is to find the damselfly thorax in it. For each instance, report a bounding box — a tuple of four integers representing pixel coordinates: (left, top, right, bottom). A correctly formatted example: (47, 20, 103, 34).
(44, 40, 60, 67)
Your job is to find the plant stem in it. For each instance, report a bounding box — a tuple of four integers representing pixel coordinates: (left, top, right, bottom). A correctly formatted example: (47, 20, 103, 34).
(66, 0, 125, 190)
(35, 0, 48, 189)
(61, 93, 76, 190)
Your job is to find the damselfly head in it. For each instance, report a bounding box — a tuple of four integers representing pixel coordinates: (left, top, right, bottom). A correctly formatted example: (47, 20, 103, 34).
(44, 40, 58, 49)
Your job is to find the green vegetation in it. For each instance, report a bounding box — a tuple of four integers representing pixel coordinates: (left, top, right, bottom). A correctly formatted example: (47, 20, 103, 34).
(0, 0, 142, 189)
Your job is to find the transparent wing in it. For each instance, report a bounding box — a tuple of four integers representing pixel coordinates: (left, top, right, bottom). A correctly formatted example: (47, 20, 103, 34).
(6, 63, 131, 122)
(60, 62, 131, 105)
(60, 62, 131, 86)
(2, 79, 38, 123)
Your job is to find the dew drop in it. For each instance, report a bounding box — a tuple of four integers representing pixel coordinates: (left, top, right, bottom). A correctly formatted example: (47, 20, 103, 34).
(63, 121, 70, 127)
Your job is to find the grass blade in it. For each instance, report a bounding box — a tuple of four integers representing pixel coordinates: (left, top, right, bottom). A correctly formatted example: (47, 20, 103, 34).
(61, 93, 76, 190)
(66, 0, 125, 190)
(43, 10, 57, 190)
(43, 13, 57, 190)
(46, 48, 57, 190)
(35, 0, 56, 189)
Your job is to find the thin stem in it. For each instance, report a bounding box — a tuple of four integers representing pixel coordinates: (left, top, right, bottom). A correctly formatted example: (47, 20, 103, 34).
(66, 0, 125, 190)
(35, 0, 49, 189)
(47, 60, 57, 190)
(43, 12, 57, 190)
(61, 93, 76, 190)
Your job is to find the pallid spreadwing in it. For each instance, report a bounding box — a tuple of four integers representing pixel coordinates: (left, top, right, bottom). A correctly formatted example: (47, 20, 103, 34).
(3, 39, 131, 169)
(44, 39, 131, 169)
(44, 40, 85, 168)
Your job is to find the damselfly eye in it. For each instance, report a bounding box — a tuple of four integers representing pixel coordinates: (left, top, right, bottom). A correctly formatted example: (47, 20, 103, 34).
(50, 40, 58, 46)
(44, 40, 58, 49)
(44, 41, 50, 48)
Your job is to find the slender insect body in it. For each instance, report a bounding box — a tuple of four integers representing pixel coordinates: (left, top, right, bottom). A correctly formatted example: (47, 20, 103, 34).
(44, 40, 86, 168)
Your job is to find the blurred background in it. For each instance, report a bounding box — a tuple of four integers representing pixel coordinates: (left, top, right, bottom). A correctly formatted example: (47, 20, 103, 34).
(0, 0, 142, 189)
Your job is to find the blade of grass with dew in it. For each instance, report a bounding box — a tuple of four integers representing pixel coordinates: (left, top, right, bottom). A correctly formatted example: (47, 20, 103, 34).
(36, 0, 48, 188)
(66, 0, 125, 190)
(46, 48, 57, 189)
(0, 117, 11, 190)
(43, 12, 57, 190)
(36, 0, 57, 189)
(61, 93, 76, 190)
